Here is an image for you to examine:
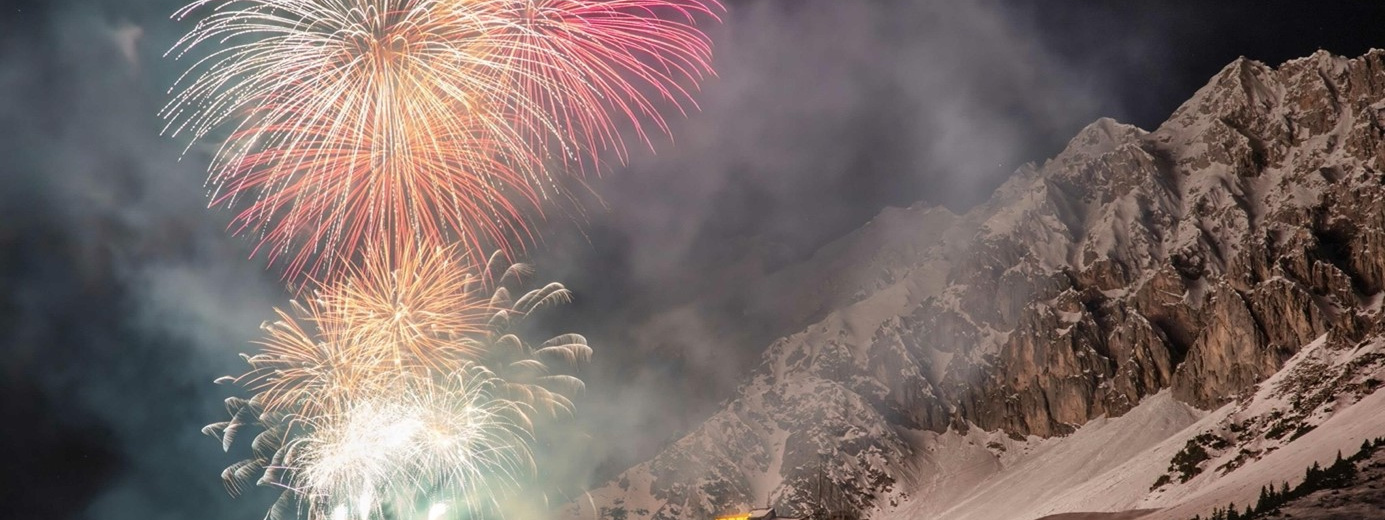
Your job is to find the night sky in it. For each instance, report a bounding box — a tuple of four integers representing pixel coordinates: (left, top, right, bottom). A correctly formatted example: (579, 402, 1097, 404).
(3, 1, 1385, 519)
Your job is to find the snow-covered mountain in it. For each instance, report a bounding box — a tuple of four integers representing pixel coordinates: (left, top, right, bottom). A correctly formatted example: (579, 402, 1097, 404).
(566, 50, 1385, 520)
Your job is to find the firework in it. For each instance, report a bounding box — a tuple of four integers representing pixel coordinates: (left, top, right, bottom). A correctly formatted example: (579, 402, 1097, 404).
(208, 248, 591, 517)
(466, 251, 592, 419)
(482, 0, 720, 167)
(231, 246, 587, 418)
(210, 368, 534, 520)
(293, 369, 535, 519)
(233, 245, 486, 418)
(163, 0, 720, 278)
(207, 101, 545, 279)
(320, 245, 493, 373)
(163, 0, 545, 278)
(168, 0, 711, 512)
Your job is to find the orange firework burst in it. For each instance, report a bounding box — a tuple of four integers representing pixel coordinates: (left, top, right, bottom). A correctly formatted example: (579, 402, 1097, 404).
(234, 245, 490, 417)
(163, 0, 721, 279)
(319, 245, 493, 370)
(230, 246, 589, 419)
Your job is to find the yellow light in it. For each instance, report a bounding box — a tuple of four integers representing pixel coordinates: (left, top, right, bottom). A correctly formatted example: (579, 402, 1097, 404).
(428, 502, 448, 520)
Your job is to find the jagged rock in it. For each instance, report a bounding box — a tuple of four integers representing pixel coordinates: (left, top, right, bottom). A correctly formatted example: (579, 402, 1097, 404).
(1171, 284, 1280, 407)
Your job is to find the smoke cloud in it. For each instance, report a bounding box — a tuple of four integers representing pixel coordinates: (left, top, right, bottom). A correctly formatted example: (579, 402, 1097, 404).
(10, 0, 1373, 518)
(533, 0, 1121, 485)
(1, 2, 284, 517)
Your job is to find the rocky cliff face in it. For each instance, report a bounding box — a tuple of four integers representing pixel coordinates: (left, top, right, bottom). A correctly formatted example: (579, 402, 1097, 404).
(568, 50, 1385, 520)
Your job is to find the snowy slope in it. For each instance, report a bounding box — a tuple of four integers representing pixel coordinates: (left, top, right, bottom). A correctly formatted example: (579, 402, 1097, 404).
(902, 393, 1204, 520)
(878, 333, 1385, 520)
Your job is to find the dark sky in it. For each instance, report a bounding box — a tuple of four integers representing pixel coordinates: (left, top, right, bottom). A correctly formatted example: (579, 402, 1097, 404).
(3, 1, 1385, 519)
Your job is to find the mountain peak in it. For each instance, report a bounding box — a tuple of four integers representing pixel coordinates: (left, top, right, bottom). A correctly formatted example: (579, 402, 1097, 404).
(1046, 117, 1147, 172)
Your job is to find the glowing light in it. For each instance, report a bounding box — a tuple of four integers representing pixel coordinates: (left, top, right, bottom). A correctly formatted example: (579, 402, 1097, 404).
(289, 370, 533, 519)
(428, 502, 448, 520)
(357, 490, 374, 520)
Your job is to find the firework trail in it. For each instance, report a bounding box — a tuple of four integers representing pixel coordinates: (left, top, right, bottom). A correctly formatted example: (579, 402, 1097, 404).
(208, 247, 591, 518)
(163, 0, 720, 278)
(482, 0, 720, 167)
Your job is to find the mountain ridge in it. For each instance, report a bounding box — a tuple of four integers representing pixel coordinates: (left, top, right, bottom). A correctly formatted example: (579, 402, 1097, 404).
(567, 49, 1385, 520)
